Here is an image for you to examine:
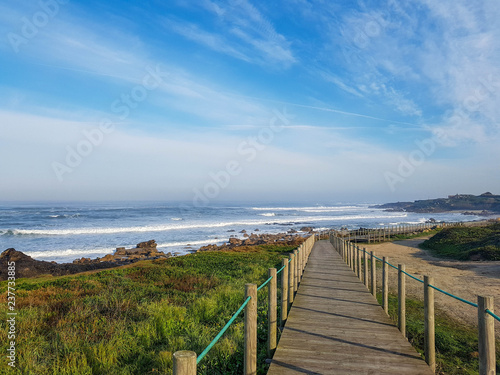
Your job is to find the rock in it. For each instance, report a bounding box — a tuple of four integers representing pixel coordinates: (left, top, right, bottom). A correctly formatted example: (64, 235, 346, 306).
(254, 228, 260, 231)
(0, 249, 125, 280)
(100, 254, 115, 262)
(227, 229, 235, 232)
(229, 238, 243, 246)
(243, 233, 249, 237)
(197, 244, 218, 252)
(115, 248, 127, 256)
(136, 240, 157, 249)
(0, 248, 32, 263)
(73, 257, 91, 264)
(300, 226, 314, 232)
(240, 230, 246, 233)
(287, 229, 298, 233)
(243, 238, 262, 245)
(194, 231, 308, 253)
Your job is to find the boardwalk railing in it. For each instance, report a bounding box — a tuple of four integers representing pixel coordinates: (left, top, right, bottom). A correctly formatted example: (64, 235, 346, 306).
(330, 226, 499, 374)
(337, 221, 460, 243)
(173, 235, 316, 375)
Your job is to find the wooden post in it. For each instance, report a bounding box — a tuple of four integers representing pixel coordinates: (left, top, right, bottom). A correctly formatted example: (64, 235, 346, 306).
(398, 264, 406, 336)
(244, 284, 257, 375)
(478, 296, 495, 375)
(280, 259, 288, 327)
(383, 256, 389, 315)
(353, 244, 357, 274)
(370, 251, 376, 296)
(298, 246, 303, 280)
(357, 246, 361, 279)
(288, 254, 294, 306)
(347, 241, 350, 267)
(424, 276, 435, 372)
(293, 250, 298, 292)
(173, 351, 197, 375)
(268, 268, 277, 357)
(349, 243, 354, 269)
(301, 245, 305, 276)
(363, 249, 368, 287)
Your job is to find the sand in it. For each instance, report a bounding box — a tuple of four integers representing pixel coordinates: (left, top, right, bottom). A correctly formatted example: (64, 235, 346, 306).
(363, 237, 500, 336)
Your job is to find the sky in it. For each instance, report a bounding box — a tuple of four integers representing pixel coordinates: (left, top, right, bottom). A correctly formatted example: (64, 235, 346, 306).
(1, 0, 499, 204)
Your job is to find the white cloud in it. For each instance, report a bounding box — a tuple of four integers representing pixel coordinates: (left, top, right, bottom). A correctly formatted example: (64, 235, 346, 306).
(168, 0, 296, 67)
(166, 20, 252, 62)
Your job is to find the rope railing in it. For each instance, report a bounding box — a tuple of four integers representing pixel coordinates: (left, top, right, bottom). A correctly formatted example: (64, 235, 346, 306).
(486, 309, 500, 322)
(334, 221, 461, 244)
(173, 234, 317, 374)
(257, 276, 273, 291)
(329, 228, 498, 374)
(362, 246, 485, 308)
(196, 296, 251, 364)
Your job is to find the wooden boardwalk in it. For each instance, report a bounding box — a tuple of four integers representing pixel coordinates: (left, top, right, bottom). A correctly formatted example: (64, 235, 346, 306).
(267, 240, 433, 375)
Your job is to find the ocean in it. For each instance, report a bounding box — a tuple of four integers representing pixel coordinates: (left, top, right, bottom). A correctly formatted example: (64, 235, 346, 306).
(0, 201, 485, 263)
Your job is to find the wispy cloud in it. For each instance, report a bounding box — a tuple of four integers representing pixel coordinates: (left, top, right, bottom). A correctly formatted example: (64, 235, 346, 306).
(166, 20, 252, 62)
(0, 2, 277, 128)
(320, 71, 364, 98)
(166, 0, 296, 67)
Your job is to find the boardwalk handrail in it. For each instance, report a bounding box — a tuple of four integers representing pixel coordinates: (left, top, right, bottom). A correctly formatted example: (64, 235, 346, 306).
(368, 245, 499, 319)
(330, 226, 498, 374)
(173, 234, 316, 375)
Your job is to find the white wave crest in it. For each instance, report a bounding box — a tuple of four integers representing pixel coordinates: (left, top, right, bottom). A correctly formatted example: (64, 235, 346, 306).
(6, 213, 408, 237)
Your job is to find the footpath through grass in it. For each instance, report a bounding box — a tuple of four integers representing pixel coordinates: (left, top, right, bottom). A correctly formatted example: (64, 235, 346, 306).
(0, 244, 296, 375)
(421, 222, 500, 260)
(377, 293, 500, 374)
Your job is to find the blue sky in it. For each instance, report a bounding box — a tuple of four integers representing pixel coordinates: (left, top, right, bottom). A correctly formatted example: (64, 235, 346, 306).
(1, 0, 499, 203)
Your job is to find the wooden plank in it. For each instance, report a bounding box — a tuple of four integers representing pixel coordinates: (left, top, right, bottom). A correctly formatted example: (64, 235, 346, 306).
(268, 240, 432, 375)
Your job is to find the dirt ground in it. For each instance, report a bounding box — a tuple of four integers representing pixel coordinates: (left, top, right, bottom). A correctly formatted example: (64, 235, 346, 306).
(363, 237, 500, 336)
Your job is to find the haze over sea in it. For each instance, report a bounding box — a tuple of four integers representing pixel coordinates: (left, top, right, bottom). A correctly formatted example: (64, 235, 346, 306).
(0, 201, 486, 263)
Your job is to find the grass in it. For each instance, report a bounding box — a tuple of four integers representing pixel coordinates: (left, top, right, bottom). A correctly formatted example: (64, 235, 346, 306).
(421, 223, 500, 260)
(352, 228, 442, 245)
(376, 292, 500, 374)
(0, 244, 297, 375)
(389, 228, 442, 241)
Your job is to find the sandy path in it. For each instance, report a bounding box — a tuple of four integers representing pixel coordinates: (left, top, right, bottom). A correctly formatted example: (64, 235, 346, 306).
(363, 237, 500, 335)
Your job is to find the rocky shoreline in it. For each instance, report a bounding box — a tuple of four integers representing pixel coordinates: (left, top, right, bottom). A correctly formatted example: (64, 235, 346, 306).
(0, 230, 313, 280)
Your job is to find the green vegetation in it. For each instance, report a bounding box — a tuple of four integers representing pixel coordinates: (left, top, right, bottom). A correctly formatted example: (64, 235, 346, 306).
(0, 244, 296, 375)
(388, 228, 442, 241)
(377, 293, 500, 374)
(421, 223, 500, 260)
(374, 192, 500, 213)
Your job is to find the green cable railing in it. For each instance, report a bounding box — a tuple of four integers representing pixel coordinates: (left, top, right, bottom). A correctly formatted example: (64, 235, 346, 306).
(344, 238, 500, 323)
(195, 239, 311, 366)
(196, 296, 251, 364)
(331, 229, 499, 373)
(486, 309, 500, 321)
(360, 246, 492, 311)
(257, 276, 273, 291)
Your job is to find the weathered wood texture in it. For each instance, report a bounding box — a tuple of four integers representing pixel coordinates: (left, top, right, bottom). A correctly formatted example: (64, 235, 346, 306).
(267, 240, 432, 375)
